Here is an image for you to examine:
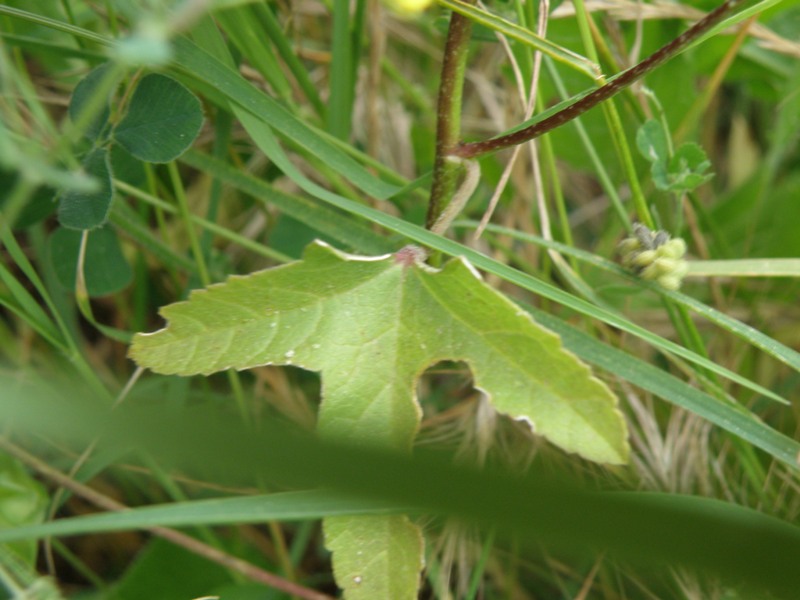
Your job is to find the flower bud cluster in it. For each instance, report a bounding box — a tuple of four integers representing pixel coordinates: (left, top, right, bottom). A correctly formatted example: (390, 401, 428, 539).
(618, 223, 689, 290)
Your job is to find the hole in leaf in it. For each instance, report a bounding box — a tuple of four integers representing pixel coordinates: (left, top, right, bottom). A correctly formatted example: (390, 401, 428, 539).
(417, 360, 475, 415)
(416, 360, 543, 473)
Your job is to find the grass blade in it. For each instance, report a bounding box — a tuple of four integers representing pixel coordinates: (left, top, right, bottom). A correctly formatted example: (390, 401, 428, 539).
(437, 0, 599, 79)
(171, 36, 400, 200)
(462, 223, 800, 377)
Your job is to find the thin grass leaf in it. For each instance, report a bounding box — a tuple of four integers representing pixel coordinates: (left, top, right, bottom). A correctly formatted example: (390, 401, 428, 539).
(114, 180, 291, 263)
(214, 6, 295, 107)
(170, 37, 401, 200)
(689, 0, 787, 50)
(528, 306, 800, 470)
(461, 223, 800, 378)
(0, 263, 63, 348)
(0, 492, 402, 542)
(0, 6, 108, 46)
(327, 0, 357, 139)
(437, 0, 600, 79)
(189, 15, 235, 68)
(110, 203, 198, 275)
(0, 33, 106, 62)
(250, 4, 325, 117)
(180, 151, 393, 255)
(0, 228, 71, 349)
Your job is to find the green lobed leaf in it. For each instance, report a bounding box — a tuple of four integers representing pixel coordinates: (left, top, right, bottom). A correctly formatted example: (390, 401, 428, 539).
(325, 515, 423, 600)
(130, 241, 629, 464)
(637, 119, 714, 193)
(182, 151, 786, 404)
(113, 73, 204, 163)
(131, 241, 629, 599)
(57, 147, 113, 230)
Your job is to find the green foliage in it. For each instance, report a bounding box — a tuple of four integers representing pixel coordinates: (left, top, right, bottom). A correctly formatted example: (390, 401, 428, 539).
(112, 74, 204, 163)
(110, 538, 233, 600)
(130, 240, 627, 596)
(0, 454, 48, 565)
(57, 69, 203, 231)
(0, 544, 63, 600)
(2, 395, 800, 599)
(67, 63, 113, 142)
(325, 515, 423, 600)
(48, 227, 133, 297)
(0, 0, 799, 598)
(636, 119, 713, 193)
(56, 147, 114, 230)
(130, 242, 628, 464)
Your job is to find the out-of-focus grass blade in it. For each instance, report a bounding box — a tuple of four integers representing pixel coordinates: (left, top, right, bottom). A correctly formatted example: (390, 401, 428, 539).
(0, 33, 105, 61)
(688, 259, 800, 277)
(437, 0, 600, 79)
(689, 0, 787, 49)
(0, 263, 63, 348)
(2, 399, 800, 598)
(0, 6, 108, 46)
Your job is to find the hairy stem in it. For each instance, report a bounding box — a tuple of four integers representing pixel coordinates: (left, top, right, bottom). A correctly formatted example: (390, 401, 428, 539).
(426, 6, 475, 230)
(455, 0, 746, 159)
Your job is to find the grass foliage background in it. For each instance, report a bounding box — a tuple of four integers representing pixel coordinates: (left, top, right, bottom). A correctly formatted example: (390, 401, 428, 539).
(0, 0, 799, 598)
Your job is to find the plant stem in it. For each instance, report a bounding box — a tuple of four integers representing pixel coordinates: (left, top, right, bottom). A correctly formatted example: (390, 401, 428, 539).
(455, 0, 746, 159)
(426, 6, 475, 230)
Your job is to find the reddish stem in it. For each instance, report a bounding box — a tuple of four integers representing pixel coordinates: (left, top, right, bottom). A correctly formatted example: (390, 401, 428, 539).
(454, 0, 746, 159)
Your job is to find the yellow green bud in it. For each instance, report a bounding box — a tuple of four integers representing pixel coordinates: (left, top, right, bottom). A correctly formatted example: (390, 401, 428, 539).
(631, 250, 657, 268)
(657, 238, 687, 259)
(657, 274, 683, 290)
